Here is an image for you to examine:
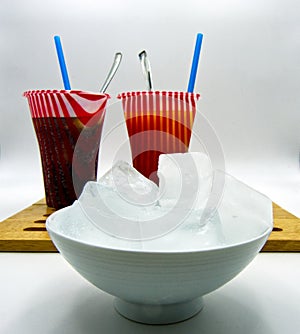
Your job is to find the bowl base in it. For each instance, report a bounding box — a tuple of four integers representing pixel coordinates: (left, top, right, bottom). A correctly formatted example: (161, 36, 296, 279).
(114, 297, 204, 325)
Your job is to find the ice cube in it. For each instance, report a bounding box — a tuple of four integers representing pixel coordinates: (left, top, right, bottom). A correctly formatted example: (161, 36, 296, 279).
(99, 160, 159, 206)
(78, 161, 166, 240)
(157, 152, 213, 211)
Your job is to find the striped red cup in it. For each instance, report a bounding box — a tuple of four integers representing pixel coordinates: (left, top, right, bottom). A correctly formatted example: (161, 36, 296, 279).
(24, 90, 109, 209)
(118, 91, 200, 184)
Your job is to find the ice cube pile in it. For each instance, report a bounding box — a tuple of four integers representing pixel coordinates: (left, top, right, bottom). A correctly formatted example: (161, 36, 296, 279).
(71, 152, 226, 249)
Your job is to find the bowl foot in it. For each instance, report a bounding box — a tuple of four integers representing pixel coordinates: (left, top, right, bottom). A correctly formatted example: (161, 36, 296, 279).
(114, 297, 204, 325)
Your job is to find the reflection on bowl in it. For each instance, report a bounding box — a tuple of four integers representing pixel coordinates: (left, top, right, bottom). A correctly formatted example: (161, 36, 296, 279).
(46, 171, 273, 324)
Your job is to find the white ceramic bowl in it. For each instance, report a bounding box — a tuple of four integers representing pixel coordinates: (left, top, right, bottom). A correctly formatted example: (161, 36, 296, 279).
(46, 172, 273, 324)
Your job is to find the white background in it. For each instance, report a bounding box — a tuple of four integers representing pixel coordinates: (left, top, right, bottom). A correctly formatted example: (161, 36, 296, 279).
(0, 0, 299, 220)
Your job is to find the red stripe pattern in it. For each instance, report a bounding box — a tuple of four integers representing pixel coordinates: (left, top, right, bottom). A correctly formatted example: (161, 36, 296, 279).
(24, 90, 109, 125)
(118, 91, 200, 184)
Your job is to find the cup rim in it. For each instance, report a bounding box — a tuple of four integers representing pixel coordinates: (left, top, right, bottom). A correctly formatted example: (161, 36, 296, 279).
(23, 90, 110, 98)
(117, 91, 200, 100)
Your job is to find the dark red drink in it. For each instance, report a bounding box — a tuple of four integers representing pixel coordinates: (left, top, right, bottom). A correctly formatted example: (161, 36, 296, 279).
(24, 90, 109, 209)
(32, 116, 103, 209)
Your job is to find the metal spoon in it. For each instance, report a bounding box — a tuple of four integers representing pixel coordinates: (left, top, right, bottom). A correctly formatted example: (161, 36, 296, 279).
(138, 50, 153, 91)
(100, 52, 122, 93)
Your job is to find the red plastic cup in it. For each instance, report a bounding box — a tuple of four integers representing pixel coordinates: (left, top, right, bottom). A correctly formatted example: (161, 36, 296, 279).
(118, 91, 200, 184)
(24, 90, 110, 209)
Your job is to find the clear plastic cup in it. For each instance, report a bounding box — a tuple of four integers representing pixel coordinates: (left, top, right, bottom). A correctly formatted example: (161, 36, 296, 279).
(118, 91, 200, 184)
(24, 90, 110, 209)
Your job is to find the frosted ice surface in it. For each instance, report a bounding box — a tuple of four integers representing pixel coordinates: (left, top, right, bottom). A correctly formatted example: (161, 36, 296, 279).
(79, 161, 159, 218)
(78, 161, 166, 240)
(74, 154, 225, 246)
(99, 160, 159, 205)
(56, 201, 225, 251)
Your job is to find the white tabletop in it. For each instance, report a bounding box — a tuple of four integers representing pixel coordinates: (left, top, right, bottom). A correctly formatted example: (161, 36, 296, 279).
(0, 252, 299, 334)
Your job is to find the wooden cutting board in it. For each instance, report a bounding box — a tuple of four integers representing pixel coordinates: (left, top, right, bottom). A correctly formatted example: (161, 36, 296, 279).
(262, 203, 300, 252)
(0, 200, 299, 252)
(0, 199, 56, 252)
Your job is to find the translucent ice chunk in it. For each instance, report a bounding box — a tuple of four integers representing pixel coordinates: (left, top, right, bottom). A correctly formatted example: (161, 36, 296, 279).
(157, 152, 213, 211)
(78, 161, 164, 240)
(77, 154, 221, 242)
(78, 161, 190, 240)
(99, 160, 158, 206)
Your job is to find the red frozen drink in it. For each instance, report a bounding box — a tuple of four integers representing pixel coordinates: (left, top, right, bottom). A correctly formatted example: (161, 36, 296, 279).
(24, 90, 109, 209)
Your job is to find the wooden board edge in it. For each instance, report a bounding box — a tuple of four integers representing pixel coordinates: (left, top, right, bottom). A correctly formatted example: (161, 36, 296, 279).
(0, 240, 57, 252)
(261, 239, 300, 252)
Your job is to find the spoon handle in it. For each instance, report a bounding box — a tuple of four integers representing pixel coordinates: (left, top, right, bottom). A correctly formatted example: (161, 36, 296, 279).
(100, 52, 122, 93)
(139, 50, 153, 91)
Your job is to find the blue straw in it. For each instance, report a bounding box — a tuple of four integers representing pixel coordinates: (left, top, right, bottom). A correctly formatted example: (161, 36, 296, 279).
(54, 35, 71, 90)
(187, 33, 203, 93)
